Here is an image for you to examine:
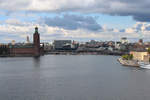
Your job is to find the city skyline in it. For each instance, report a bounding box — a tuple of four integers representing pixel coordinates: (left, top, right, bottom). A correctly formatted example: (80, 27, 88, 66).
(0, 0, 150, 43)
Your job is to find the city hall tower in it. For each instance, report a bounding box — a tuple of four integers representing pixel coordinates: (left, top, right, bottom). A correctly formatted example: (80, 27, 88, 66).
(33, 27, 40, 56)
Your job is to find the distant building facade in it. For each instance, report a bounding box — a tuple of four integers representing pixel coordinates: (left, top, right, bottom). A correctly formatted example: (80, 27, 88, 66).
(138, 39, 143, 45)
(53, 40, 72, 50)
(121, 37, 128, 44)
(130, 51, 149, 62)
(0, 44, 9, 56)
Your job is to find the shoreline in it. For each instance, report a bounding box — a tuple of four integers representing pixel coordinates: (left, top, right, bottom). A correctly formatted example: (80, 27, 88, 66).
(0, 51, 126, 57)
(45, 51, 126, 56)
(0, 54, 121, 57)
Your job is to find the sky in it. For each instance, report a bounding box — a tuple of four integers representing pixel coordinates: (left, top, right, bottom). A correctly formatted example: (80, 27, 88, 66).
(0, 0, 150, 43)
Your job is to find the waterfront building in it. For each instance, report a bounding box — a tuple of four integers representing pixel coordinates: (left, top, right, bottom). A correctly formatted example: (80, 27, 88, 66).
(9, 27, 44, 57)
(43, 43, 53, 52)
(89, 40, 97, 45)
(108, 46, 114, 52)
(115, 42, 121, 50)
(53, 40, 72, 50)
(130, 51, 149, 62)
(138, 39, 143, 45)
(0, 44, 9, 56)
(121, 37, 128, 44)
(33, 27, 41, 56)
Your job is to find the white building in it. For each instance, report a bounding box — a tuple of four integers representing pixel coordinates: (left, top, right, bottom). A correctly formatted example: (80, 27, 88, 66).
(121, 37, 128, 44)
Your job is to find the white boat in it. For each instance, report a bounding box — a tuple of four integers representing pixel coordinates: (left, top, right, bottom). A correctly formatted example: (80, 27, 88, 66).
(138, 62, 150, 69)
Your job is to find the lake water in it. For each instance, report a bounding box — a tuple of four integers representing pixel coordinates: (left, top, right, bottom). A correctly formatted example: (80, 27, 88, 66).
(0, 55, 150, 100)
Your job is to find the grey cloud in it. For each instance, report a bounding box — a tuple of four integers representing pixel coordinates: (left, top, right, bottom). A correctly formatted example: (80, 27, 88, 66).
(133, 23, 150, 32)
(145, 26, 150, 31)
(134, 24, 143, 31)
(43, 14, 102, 31)
(133, 15, 150, 22)
(0, 0, 150, 22)
(0, 0, 30, 11)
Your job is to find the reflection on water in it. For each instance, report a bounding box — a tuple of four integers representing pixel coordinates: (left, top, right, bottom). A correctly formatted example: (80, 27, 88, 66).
(33, 57, 41, 67)
(0, 55, 150, 100)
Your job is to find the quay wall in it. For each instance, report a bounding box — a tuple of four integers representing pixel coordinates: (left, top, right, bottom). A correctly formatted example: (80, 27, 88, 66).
(9, 48, 35, 56)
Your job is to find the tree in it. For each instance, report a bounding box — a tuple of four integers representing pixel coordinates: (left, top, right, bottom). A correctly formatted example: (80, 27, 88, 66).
(122, 54, 129, 60)
(128, 54, 133, 60)
(147, 47, 150, 54)
(122, 54, 133, 60)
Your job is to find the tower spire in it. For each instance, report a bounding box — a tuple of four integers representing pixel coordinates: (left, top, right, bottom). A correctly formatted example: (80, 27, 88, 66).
(35, 26, 38, 33)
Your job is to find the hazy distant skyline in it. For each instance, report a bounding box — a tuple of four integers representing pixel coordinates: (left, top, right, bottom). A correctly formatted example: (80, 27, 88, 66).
(0, 0, 150, 43)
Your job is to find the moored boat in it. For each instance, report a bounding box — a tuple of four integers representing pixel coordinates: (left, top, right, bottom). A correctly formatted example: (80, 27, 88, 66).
(138, 62, 150, 69)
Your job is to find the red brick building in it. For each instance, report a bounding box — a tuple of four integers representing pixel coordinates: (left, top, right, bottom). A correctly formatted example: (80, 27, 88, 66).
(10, 27, 44, 57)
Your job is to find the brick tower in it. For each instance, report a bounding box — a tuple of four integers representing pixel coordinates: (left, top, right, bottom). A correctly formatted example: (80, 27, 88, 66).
(33, 27, 40, 56)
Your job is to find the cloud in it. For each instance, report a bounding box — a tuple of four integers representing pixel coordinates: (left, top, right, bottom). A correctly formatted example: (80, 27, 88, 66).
(133, 15, 150, 22)
(0, 0, 30, 11)
(118, 22, 150, 41)
(0, 18, 120, 42)
(124, 22, 150, 33)
(42, 14, 102, 31)
(1, 17, 150, 43)
(0, 0, 150, 22)
(5, 19, 34, 26)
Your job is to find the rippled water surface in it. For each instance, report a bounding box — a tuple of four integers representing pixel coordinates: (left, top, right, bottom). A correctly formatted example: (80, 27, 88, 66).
(0, 55, 150, 100)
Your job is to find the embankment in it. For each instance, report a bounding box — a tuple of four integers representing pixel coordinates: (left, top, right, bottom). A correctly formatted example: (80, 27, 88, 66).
(118, 58, 139, 67)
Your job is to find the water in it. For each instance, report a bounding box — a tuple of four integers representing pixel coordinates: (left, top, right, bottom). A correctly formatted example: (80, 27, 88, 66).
(0, 55, 150, 100)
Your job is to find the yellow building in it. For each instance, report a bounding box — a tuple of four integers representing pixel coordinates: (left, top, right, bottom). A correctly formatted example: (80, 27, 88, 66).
(130, 51, 149, 62)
